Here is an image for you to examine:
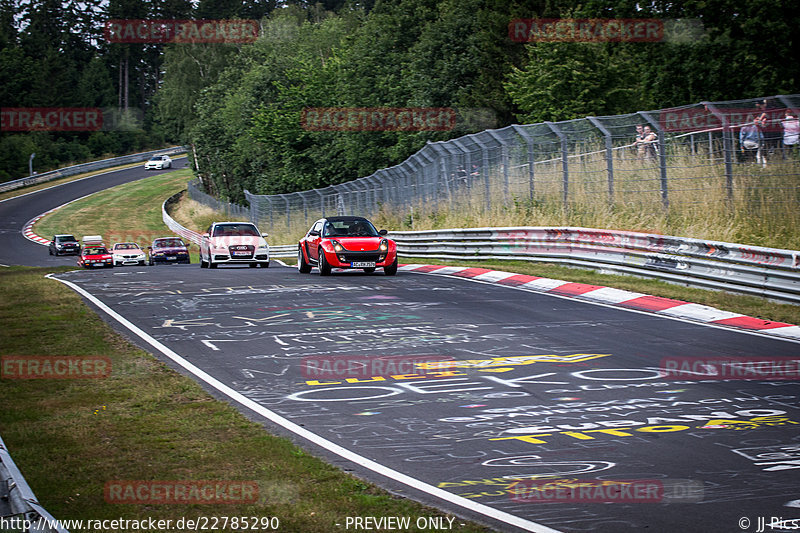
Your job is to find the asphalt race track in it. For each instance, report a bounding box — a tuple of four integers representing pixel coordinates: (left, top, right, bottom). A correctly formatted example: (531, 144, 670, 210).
(5, 165, 800, 532)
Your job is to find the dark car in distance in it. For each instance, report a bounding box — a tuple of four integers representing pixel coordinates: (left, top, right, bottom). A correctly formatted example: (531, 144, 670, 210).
(148, 237, 190, 265)
(49, 234, 81, 256)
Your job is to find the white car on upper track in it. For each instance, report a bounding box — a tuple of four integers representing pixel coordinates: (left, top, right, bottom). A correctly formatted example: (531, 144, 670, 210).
(144, 155, 172, 170)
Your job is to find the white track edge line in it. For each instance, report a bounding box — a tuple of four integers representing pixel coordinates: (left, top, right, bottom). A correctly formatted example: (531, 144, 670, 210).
(45, 273, 560, 533)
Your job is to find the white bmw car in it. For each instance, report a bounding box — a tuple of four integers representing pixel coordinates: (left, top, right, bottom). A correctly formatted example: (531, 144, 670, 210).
(144, 155, 172, 170)
(111, 242, 147, 266)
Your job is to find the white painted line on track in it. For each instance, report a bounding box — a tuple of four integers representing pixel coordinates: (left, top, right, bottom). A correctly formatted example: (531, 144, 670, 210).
(46, 272, 561, 533)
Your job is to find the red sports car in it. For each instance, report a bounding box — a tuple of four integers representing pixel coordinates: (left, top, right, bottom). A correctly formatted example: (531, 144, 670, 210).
(78, 245, 114, 268)
(297, 216, 397, 276)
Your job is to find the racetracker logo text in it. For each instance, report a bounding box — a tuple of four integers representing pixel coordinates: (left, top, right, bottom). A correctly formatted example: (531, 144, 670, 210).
(301, 355, 456, 380)
(1, 356, 111, 379)
(659, 107, 790, 132)
(509, 18, 664, 42)
(104, 20, 259, 43)
(660, 357, 800, 380)
(300, 108, 457, 132)
(509, 478, 704, 503)
(104, 481, 259, 504)
(1, 108, 102, 131)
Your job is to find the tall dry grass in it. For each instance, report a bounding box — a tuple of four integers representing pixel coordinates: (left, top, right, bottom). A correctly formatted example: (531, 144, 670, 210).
(238, 142, 798, 249)
(370, 144, 800, 250)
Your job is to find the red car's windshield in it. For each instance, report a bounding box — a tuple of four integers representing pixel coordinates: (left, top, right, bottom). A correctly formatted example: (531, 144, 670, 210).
(323, 219, 379, 237)
(85, 248, 107, 254)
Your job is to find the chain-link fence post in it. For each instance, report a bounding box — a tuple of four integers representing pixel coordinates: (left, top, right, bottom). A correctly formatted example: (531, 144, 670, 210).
(469, 135, 491, 210)
(638, 111, 670, 208)
(586, 117, 614, 204)
(486, 131, 509, 204)
(545, 121, 569, 211)
(511, 125, 535, 202)
(703, 103, 734, 203)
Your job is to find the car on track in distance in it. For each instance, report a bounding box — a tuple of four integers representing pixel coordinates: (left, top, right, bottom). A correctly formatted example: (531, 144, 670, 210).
(78, 236, 113, 268)
(148, 237, 191, 265)
(199, 222, 270, 269)
(297, 216, 397, 276)
(144, 155, 172, 170)
(111, 242, 147, 266)
(49, 234, 80, 256)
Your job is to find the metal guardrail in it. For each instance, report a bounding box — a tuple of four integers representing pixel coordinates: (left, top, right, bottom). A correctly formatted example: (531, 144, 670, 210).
(388, 227, 800, 304)
(1, 434, 67, 533)
(163, 189, 799, 301)
(161, 191, 296, 258)
(0, 146, 189, 194)
(162, 191, 202, 246)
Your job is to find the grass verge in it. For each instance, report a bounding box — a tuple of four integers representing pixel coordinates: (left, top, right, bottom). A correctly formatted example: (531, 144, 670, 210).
(0, 266, 487, 532)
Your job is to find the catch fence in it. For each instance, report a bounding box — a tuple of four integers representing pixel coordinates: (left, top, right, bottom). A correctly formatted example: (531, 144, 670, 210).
(188, 94, 800, 240)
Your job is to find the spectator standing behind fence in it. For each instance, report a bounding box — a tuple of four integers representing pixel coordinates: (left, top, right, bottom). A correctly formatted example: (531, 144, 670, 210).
(641, 126, 658, 161)
(756, 98, 781, 158)
(781, 110, 799, 158)
(739, 117, 765, 166)
(633, 124, 646, 160)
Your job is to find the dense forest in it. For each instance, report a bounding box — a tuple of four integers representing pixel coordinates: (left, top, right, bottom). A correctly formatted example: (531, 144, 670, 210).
(1, 0, 796, 192)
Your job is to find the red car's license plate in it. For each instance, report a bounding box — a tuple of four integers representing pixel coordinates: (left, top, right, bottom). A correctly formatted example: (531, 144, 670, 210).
(351, 261, 376, 268)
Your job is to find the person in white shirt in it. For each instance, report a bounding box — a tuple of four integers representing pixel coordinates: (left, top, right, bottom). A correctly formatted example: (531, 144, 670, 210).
(781, 110, 799, 159)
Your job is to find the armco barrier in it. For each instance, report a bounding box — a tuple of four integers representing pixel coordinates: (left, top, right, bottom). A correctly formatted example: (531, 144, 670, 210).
(0, 434, 67, 533)
(161, 194, 800, 298)
(161, 192, 296, 257)
(388, 227, 800, 304)
(0, 146, 189, 194)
